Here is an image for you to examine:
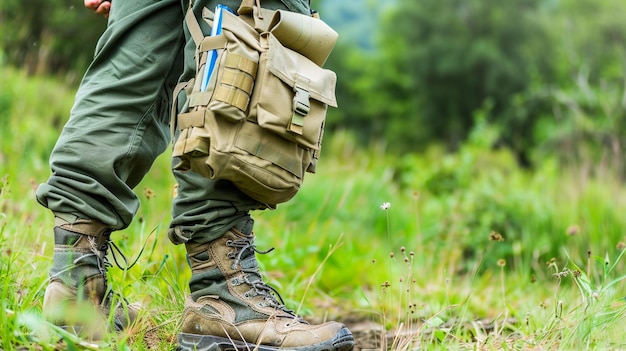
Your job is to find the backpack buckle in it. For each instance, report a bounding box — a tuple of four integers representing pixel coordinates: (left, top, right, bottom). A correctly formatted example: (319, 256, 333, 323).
(289, 86, 310, 135)
(293, 85, 310, 116)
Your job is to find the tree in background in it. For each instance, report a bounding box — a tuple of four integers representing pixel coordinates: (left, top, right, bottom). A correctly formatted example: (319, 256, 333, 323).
(325, 0, 626, 173)
(535, 0, 626, 176)
(371, 0, 553, 160)
(0, 0, 106, 80)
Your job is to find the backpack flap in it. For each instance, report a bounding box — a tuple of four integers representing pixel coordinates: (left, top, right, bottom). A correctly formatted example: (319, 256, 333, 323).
(253, 32, 336, 151)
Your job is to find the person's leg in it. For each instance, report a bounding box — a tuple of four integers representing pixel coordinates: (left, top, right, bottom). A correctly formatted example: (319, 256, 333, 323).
(37, 0, 184, 228)
(171, 1, 354, 350)
(37, 0, 185, 333)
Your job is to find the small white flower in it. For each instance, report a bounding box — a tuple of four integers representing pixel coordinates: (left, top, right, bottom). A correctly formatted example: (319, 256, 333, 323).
(380, 202, 391, 210)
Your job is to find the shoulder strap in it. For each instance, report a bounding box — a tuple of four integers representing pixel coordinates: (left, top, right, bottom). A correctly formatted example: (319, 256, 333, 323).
(186, 6, 204, 47)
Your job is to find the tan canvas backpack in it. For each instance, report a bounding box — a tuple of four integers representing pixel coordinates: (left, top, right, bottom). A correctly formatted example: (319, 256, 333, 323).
(172, 0, 338, 208)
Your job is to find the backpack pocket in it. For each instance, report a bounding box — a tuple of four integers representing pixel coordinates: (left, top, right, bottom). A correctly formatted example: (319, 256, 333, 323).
(173, 10, 260, 168)
(250, 33, 337, 151)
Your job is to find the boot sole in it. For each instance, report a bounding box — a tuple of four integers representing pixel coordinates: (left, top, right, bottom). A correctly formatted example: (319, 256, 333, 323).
(177, 326, 354, 351)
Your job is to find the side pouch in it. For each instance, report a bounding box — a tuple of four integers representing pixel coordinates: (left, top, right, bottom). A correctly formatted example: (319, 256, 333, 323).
(173, 9, 261, 175)
(207, 11, 261, 120)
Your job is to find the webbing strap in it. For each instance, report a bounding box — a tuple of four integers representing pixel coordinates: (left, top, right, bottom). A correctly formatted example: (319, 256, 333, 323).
(238, 0, 256, 15)
(225, 53, 258, 78)
(212, 53, 258, 111)
(171, 81, 190, 138)
(186, 7, 204, 47)
(214, 85, 251, 111)
(221, 70, 254, 94)
(178, 109, 205, 130)
(200, 35, 227, 52)
(189, 91, 213, 107)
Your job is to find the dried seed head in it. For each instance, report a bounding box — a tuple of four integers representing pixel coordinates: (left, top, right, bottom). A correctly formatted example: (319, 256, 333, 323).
(489, 231, 504, 242)
(555, 270, 569, 278)
(143, 187, 156, 200)
(497, 259, 506, 267)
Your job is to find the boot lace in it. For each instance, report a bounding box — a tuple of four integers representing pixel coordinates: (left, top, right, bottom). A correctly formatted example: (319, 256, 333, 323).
(81, 233, 141, 285)
(226, 237, 302, 319)
(83, 235, 142, 331)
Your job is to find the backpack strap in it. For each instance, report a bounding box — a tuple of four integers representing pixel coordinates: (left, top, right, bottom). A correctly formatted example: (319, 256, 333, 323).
(186, 6, 205, 47)
(238, 0, 261, 17)
(170, 81, 191, 138)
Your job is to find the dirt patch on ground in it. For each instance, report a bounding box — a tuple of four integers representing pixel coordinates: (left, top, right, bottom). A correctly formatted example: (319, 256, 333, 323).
(344, 320, 386, 350)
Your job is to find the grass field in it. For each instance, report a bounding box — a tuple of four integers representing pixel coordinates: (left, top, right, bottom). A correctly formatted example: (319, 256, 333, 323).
(2, 65, 626, 350)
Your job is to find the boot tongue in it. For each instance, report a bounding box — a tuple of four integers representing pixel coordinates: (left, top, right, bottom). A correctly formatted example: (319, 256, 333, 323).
(232, 236, 262, 282)
(239, 250, 260, 271)
(229, 233, 288, 306)
(230, 229, 261, 272)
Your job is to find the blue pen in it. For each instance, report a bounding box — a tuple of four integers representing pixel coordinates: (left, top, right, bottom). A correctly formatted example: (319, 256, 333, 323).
(201, 5, 233, 92)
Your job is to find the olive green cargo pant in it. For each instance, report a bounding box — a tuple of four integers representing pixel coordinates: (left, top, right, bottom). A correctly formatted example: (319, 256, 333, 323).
(36, 0, 310, 244)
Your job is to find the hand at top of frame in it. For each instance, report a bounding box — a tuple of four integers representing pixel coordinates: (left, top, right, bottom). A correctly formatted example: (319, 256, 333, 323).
(84, 0, 111, 19)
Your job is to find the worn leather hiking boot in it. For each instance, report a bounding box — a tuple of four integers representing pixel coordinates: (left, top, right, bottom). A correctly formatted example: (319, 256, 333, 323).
(43, 219, 140, 339)
(178, 229, 354, 351)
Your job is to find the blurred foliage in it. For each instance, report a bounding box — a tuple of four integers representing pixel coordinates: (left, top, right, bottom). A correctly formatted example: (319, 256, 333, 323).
(323, 0, 626, 174)
(0, 0, 106, 82)
(2, 0, 626, 174)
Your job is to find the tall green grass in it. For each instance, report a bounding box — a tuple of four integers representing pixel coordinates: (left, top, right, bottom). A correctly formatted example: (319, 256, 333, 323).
(2, 65, 626, 350)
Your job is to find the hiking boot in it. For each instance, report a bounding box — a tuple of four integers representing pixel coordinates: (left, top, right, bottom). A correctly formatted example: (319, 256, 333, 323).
(43, 219, 140, 338)
(178, 228, 354, 351)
